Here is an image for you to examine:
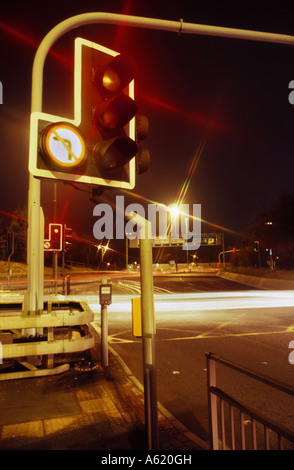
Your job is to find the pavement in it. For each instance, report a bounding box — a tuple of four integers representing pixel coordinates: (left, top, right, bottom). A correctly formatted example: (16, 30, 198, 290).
(0, 322, 208, 452)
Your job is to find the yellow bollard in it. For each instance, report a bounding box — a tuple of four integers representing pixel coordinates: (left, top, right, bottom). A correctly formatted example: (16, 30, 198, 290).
(132, 297, 142, 337)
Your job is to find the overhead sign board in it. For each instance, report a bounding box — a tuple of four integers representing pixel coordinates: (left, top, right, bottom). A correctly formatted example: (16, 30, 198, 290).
(128, 233, 222, 248)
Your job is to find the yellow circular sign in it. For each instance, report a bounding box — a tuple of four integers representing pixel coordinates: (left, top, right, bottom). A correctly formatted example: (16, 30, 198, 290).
(43, 123, 86, 169)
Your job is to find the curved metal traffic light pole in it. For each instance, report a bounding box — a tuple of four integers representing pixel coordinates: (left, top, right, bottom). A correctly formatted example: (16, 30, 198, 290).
(31, 12, 294, 112)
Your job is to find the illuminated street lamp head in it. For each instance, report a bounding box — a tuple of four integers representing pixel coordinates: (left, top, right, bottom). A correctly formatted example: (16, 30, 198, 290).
(169, 205, 181, 218)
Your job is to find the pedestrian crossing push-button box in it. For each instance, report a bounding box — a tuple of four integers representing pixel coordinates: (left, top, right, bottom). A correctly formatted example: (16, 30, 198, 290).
(99, 284, 112, 306)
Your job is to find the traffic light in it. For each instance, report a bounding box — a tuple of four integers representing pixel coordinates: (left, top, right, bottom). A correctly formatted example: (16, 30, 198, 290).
(50, 223, 63, 251)
(63, 225, 72, 252)
(254, 240, 259, 252)
(29, 38, 140, 189)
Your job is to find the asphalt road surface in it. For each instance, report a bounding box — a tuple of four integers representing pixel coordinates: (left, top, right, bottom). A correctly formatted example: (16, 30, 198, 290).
(69, 272, 255, 295)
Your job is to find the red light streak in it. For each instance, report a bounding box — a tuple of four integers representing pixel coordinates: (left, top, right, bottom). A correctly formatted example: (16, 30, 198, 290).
(59, 185, 75, 223)
(113, 0, 133, 51)
(0, 210, 26, 222)
(138, 93, 181, 114)
(138, 92, 227, 132)
(0, 22, 37, 48)
(0, 22, 73, 69)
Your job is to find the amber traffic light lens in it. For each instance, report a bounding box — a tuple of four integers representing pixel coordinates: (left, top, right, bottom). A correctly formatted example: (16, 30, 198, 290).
(102, 67, 121, 93)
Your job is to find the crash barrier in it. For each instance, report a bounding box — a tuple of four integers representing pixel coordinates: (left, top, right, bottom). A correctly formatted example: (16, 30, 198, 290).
(0, 300, 94, 380)
(206, 352, 294, 450)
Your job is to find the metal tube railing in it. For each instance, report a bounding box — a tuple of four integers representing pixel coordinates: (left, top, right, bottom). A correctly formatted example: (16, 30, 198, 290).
(206, 352, 294, 450)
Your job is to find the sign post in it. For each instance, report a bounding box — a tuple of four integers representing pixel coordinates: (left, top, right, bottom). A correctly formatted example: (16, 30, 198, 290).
(131, 211, 159, 451)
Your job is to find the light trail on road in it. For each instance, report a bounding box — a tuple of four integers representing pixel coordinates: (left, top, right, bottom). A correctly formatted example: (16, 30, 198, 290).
(81, 290, 294, 345)
(83, 290, 294, 316)
(87, 287, 294, 445)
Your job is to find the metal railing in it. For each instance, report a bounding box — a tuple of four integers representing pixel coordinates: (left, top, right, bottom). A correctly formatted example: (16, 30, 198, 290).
(206, 352, 294, 450)
(44, 276, 71, 295)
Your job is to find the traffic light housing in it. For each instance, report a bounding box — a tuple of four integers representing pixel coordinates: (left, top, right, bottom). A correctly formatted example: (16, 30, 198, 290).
(29, 38, 140, 189)
(63, 225, 72, 252)
(254, 240, 260, 252)
(49, 223, 63, 251)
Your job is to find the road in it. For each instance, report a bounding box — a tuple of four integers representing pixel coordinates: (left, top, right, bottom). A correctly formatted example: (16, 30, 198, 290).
(77, 274, 294, 448)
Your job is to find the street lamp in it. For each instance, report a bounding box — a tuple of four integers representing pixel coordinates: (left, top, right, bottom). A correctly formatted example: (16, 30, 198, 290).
(168, 205, 181, 218)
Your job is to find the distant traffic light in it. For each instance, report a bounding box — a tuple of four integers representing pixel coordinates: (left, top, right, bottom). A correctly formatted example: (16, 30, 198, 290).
(50, 224, 63, 251)
(254, 240, 260, 252)
(29, 38, 143, 190)
(63, 225, 72, 252)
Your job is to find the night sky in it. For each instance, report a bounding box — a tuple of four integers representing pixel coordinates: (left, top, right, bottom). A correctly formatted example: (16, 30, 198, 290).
(0, 0, 294, 250)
